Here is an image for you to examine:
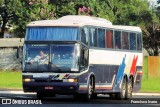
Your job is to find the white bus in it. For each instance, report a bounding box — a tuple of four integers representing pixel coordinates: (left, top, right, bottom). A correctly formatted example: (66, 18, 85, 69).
(22, 15, 143, 100)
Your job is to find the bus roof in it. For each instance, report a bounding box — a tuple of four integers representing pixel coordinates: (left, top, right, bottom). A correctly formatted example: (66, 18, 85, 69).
(107, 25, 142, 33)
(27, 15, 112, 27)
(27, 15, 142, 33)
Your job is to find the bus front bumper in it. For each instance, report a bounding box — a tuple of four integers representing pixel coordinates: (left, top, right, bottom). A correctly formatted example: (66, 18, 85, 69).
(23, 82, 79, 94)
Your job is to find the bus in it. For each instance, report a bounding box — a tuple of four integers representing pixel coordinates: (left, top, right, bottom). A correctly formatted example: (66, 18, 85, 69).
(22, 15, 143, 100)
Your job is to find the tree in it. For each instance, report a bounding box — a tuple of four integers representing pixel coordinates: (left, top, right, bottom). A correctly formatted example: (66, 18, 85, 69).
(49, 0, 77, 18)
(140, 1, 160, 56)
(0, 0, 18, 38)
(12, 0, 56, 37)
(142, 22, 160, 56)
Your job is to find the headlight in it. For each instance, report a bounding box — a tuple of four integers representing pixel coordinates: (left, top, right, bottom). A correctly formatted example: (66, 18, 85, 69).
(67, 78, 78, 82)
(23, 78, 34, 82)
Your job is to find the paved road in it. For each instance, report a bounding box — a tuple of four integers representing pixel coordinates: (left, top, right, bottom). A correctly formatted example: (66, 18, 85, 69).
(0, 91, 160, 107)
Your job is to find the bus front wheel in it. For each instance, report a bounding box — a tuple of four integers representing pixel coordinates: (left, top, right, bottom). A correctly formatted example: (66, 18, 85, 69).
(85, 77, 94, 101)
(37, 92, 45, 100)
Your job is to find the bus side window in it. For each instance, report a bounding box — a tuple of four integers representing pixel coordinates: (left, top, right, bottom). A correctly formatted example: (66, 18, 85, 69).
(137, 34, 142, 51)
(81, 27, 88, 46)
(122, 32, 129, 50)
(114, 31, 121, 49)
(97, 28, 105, 48)
(106, 30, 113, 48)
(130, 33, 136, 50)
(89, 28, 97, 47)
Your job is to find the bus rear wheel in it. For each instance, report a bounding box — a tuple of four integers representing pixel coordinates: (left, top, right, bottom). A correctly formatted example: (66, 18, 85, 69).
(126, 78, 133, 99)
(116, 77, 127, 100)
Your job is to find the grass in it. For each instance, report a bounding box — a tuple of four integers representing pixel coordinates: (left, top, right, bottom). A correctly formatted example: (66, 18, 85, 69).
(141, 57, 160, 92)
(141, 78, 160, 93)
(0, 71, 22, 89)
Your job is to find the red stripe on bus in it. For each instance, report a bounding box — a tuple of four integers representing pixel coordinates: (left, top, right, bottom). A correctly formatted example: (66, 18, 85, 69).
(130, 55, 138, 76)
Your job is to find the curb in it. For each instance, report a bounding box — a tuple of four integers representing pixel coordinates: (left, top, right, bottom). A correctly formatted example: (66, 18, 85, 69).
(0, 88, 23, 91)
(0, 91, 35, 94)
(133, 93, 160, 96)
(0, 91, 36, 98)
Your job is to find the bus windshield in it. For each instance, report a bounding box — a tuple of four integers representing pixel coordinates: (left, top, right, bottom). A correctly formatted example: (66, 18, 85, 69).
(25, 27, 79, 41)
(24, 44, 79, 73)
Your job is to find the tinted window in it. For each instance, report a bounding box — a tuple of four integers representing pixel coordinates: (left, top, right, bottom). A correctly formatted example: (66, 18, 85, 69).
(106, 30, 113, 48)
(122, 32, 129, 50)
(81, 27, 88, 45)
(97, 29, 105, 48)
(114, 31, 121, 49)
(24, 44, 50, 72)
(130, 33, 136, 50)
(137, 34, 142, 51)
(89, 28, 97, 47)
(26, 27, 79, 41)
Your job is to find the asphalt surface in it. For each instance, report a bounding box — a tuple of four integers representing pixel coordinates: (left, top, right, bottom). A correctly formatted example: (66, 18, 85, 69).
(0, 91, 160, 107)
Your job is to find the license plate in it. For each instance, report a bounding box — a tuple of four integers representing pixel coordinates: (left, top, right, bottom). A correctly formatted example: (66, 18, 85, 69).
(45, 86, 54, 90)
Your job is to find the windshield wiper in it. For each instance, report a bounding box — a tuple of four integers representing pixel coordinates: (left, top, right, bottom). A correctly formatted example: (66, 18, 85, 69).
(49, 62, 62, 72)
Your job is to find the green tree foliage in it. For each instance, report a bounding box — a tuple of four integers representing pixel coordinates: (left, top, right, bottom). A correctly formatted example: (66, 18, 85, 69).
(142, 23, 160, 56)
(12, 0, 56, 37)
(137, 0, 160, 56)
(49, 0, 77, 18)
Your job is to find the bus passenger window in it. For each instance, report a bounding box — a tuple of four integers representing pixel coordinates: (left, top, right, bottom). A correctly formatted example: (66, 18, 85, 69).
(81, 27, 88, 46)
(130, 33, 136, 50)
(89, 28, 97, 47)
(137, 34, 142, 51)
(97, 29, 105, 48)
(106, 30, 113, 48)
(122, 32, 129, 50)
(114, 31, 121, 49)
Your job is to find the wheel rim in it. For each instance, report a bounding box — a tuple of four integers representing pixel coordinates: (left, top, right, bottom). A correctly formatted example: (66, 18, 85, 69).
(128, 82, 133, 97)
(88, 79, 93, 99)
(122, 82, 126, 97)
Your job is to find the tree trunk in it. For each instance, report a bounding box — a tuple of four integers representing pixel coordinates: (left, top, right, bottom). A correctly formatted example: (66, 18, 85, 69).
(0, 18, 7, 38)
(154, 45, 159, 56)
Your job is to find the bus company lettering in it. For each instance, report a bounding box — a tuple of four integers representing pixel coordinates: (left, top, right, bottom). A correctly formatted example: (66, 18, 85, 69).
(3, 99, 42, 104)
(28, 100, 42, 104)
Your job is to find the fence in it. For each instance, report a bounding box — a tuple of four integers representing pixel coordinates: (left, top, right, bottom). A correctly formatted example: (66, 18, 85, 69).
(143, 56, 160, 79)
(0, 38, 23, 71)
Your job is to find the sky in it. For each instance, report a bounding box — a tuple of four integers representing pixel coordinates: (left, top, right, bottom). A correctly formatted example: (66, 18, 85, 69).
(148, 0, 159, 6)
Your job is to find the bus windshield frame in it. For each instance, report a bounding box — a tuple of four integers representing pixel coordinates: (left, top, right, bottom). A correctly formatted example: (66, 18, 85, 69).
(23, 42, 80, 73)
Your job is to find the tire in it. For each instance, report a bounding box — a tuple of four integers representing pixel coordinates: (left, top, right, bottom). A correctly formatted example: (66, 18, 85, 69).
(37, 92, 45, 100)
(109, 94, 115, 99)
(73, 94, 82, 100)
(92, 93, 98, 99)
(115, 77, 127, 100)
(126, 78, 133, 99)
(85, 77, 94, 101)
